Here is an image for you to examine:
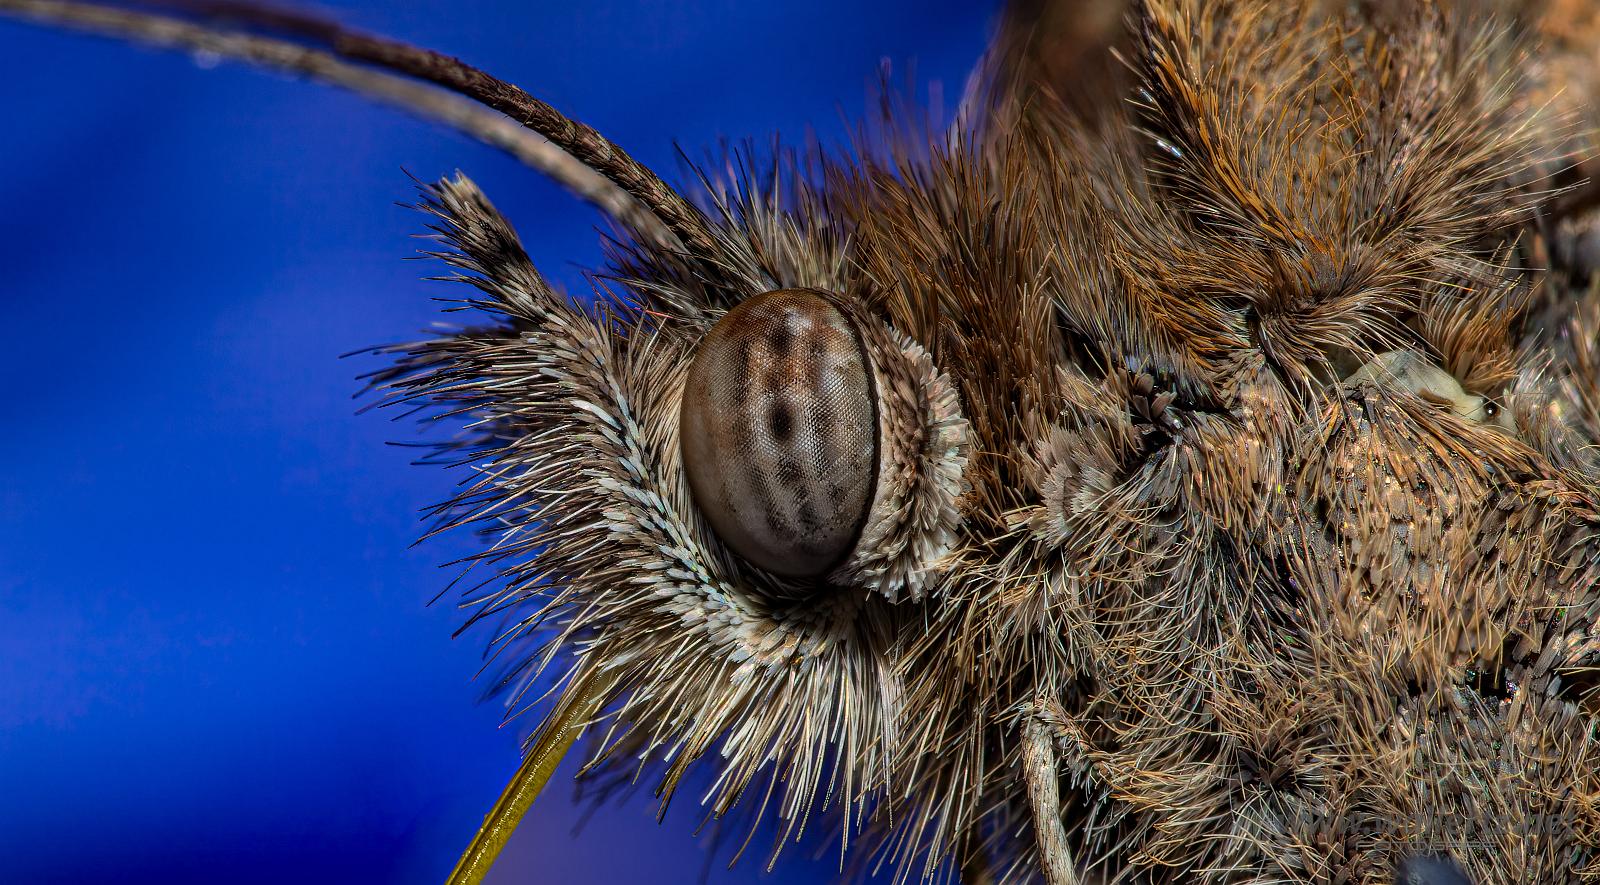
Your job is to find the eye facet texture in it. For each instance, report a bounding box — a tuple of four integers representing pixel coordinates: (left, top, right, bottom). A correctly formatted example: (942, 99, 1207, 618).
(680, 289, 878, 577)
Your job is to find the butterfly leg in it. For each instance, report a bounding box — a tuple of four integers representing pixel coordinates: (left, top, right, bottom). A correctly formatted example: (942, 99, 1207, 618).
(1022, 700, 1083, 885)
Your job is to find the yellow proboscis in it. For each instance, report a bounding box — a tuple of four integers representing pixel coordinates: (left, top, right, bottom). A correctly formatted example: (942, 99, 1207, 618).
(444, 669, 613, 885)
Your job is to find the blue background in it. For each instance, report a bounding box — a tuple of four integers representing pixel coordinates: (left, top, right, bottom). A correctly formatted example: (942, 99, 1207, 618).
(0, 2, 994, 882)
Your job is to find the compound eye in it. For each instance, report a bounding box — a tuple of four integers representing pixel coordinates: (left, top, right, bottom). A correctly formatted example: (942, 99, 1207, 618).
(679, 289, 878, 577)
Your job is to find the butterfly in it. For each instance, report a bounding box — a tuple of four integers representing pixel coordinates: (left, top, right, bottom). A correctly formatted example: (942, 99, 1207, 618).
(4, 2, 1599, 884)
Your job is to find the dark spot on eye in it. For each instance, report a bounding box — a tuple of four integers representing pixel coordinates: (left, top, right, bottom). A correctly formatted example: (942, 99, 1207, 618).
(777, 457, 805, 488)
(809, 338, 828, 368)
(1484, 400, 1500, 418)
(796, 502, 821, 531)
(769, 403, 794, 440)
(768, 322, 792, 356)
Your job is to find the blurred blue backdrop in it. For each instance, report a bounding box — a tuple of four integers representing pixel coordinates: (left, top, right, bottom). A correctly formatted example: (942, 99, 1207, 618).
(0, 2, 994, 883)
